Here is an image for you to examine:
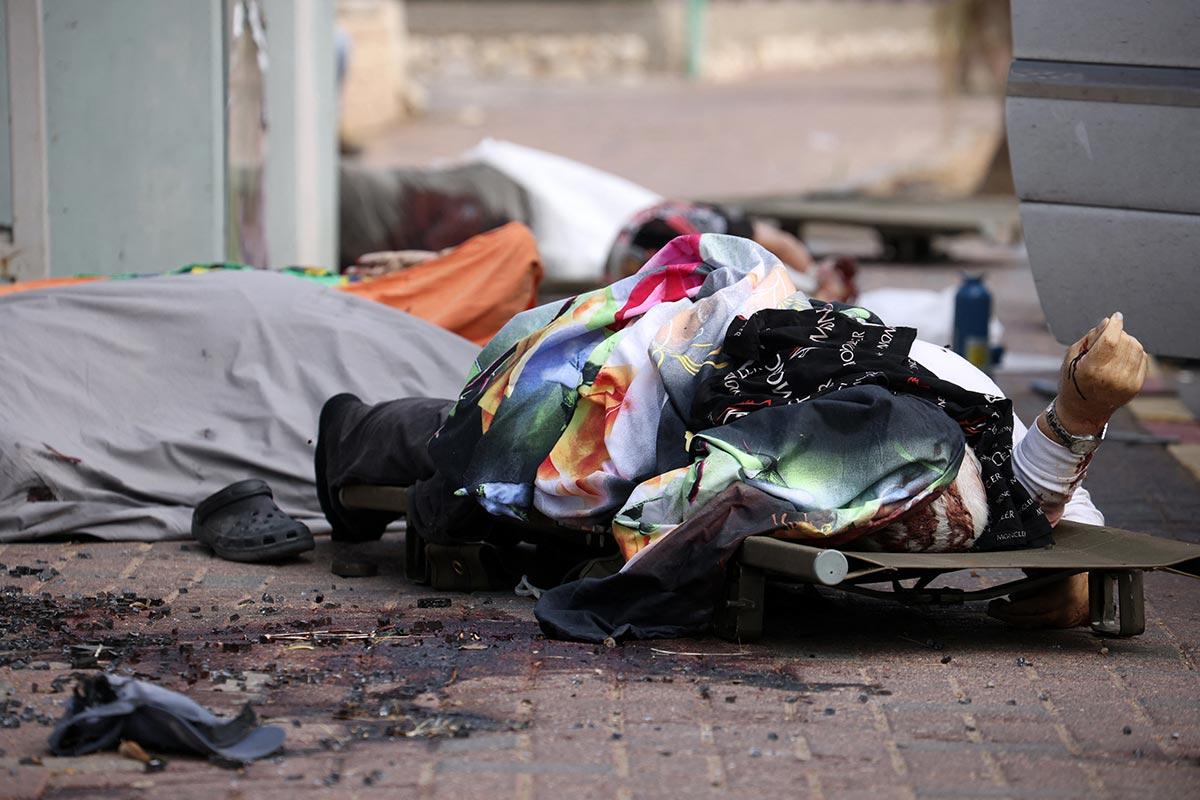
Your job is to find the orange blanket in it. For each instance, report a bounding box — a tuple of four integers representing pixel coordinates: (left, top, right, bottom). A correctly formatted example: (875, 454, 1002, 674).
(0, 223, 543, 347)
(341, 222, 543, 346)
(0, 276, 104, 295)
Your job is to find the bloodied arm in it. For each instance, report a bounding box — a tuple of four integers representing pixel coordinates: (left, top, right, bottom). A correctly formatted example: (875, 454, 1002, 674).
(1013, 313, 1148, 524)
(1039, 313, 1148, 444)
(908, 333, 1130, 528)
(990, 313, 1148, 629)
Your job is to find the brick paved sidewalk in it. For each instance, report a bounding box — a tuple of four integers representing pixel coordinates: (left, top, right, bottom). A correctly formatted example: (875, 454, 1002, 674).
(1, 518, 1197, 799)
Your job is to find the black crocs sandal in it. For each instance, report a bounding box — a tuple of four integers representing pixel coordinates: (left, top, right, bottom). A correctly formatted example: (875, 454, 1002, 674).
(192, 479, 314, 563)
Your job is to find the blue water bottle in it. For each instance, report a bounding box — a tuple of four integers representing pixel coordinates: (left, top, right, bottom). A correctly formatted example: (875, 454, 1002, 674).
(952, 273, 992, 370)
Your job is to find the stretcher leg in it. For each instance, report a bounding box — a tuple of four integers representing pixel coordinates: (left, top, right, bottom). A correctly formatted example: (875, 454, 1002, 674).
(425, 542, 507, 592)
(1089, 570, 1145, 637)
(405, 529, 428, 583)
(713, 562, 766, 642)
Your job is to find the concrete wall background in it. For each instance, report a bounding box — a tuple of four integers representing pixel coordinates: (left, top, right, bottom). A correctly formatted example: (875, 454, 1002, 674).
(10, 0, 338, 279)
(337, 0, 414, 138)
(703, 0, 937, 79)
(42, 0, 226, 277)
(407, 0, 665, 36)
(337, 0, 940, 168)
(407, 0, 671, 73)
(403, 0, 938, 82)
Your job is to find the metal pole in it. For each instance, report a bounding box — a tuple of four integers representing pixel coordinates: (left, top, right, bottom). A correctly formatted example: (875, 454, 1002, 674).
(686, 0, 708, 79)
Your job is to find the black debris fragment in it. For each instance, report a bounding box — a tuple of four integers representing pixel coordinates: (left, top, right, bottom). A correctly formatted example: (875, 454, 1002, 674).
(7, 565, 60, 581)
(48, 674, 285, 765)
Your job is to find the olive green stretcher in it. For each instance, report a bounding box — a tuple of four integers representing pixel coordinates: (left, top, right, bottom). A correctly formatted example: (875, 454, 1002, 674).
(339, 486, 1200, 641)
(713, 521, 1200, 641)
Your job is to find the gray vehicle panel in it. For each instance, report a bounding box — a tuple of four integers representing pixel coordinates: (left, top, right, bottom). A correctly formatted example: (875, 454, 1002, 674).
(1012, 0, 1200, 70)
(1020, 202, 1200, 359)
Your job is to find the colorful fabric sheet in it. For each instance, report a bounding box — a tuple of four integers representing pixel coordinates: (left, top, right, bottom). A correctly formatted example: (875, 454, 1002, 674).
(430, 233, 1049, 566)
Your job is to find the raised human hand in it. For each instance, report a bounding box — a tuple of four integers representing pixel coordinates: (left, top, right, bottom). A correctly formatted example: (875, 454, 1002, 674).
(1054, 312, 1148, 435)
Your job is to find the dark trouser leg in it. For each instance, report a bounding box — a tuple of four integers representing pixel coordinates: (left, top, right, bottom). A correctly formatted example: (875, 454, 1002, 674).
(315, 393, 455, 542)
(406, 470, 500, 546)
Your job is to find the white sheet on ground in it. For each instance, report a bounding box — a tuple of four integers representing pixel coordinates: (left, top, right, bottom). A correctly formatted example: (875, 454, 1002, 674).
(856, 285, 1004, 350)
(0, 271, 479, 542)
(464, 139, 661, 282)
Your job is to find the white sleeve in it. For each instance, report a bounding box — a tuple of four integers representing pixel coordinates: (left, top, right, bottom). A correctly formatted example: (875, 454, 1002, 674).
(1062, 484, 1105, 525)
(909, 339, 1102, 525)
(1010, 423, 1101, 525)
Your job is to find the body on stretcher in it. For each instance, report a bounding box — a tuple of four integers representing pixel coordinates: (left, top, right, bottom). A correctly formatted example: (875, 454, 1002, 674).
(337, 486, 1200, 641)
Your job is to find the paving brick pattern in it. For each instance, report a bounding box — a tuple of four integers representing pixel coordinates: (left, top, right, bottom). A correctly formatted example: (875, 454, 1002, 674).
(2, 468, 1198, 800)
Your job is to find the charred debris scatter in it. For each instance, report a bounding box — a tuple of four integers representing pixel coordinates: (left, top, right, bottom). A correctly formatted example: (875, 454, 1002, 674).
(2, 575, 896, 761)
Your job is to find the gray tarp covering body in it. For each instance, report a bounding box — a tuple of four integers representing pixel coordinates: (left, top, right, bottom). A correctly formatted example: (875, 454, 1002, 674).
(0, 270, 479, 542)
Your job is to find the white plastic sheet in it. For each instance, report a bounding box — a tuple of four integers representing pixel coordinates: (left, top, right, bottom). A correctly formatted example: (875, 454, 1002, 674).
(463, 139, 661, 281)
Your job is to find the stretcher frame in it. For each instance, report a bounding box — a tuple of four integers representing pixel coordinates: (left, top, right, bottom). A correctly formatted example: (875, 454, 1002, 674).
(339, 487, 1200, 640)
(338, 485, 615, 592)
(712, 520, 1200, 641)
(704, 194, 1022, 262)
